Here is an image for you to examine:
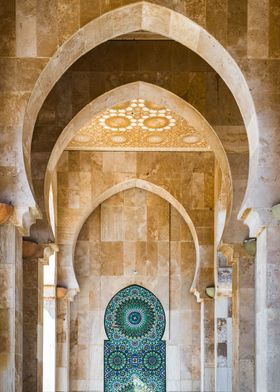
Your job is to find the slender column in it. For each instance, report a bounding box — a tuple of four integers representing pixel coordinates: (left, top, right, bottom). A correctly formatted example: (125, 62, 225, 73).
(0, 223, 23, 392)
(43, 289, 56, 392)
(256, 224, 280, 391)
(202, 298, 215, 391)
(244, 208, 280, 392)
(23, 252, 40, 392)
(215, 296, 233, 392)
(56, 292, 71, 392)
(43, 251, 58, 392)
(215, 246, 233, 392)
(22, 241, 51, 392)
(231, 245, 255, 392)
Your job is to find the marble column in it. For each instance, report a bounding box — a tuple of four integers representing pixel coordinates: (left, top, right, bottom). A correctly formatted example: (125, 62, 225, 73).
(215, 296, 233, 392)
(215, 246, 234, 392)
(256, 220, 280, 391)
(243, 208, 280, 392)
(43, 288, 56, 392)
(231, 245, 255, 392)
(56, 292, 71, 392)
(43, 249, 58, 392)
(0, 223, 23, 392)
(22, 241, 49, 392)
(202, 298, 215, 391)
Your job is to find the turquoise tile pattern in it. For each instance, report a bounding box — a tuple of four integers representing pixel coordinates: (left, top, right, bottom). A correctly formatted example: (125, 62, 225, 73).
(104, 285, 166, 391)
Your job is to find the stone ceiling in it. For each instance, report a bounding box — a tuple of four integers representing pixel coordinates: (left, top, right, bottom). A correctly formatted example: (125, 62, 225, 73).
(67, 99, 211, 151)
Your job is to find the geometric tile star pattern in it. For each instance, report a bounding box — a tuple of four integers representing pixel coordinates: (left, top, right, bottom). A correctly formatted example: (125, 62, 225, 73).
(104, 285, 166, 392)
(67, 99, 210, 151)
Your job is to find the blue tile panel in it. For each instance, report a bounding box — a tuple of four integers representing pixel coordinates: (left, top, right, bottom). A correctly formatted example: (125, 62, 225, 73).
(104, 285, 166, 391)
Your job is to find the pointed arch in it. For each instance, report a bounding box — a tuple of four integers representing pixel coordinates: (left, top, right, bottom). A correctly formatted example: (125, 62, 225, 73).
(45, 81, 232, 238)
(23, 1, 258, 218)
(71, 178, 201, 297)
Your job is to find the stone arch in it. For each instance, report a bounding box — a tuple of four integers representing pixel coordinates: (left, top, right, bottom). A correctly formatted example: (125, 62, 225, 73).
(45, 81, 232, 238)
(71, 178, 201, 297)
(23, 1, 258, 218)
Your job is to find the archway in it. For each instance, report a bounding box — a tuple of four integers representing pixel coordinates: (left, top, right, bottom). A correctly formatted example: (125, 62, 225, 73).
(45, 82, 232, 242)
(66, 178, 201, 297)
(22, 1, 257, 219)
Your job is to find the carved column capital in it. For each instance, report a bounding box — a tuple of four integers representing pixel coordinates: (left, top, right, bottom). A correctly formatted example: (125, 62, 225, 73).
(23, 240, 58, 263)
(12, 206, 41, 236)
(56, 286, 79, 302)
(241, 207, 279, 238)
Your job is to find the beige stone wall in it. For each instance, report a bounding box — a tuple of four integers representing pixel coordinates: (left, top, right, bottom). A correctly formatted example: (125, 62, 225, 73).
(31, 40, 248, 244)
(0, 0, 278, 212)
(2, 0, 278, 58)
(0, 0, 278, 233)
(0, 1, 279, 391)
(56, 150, 215, 293)
(54, 149, 215, 390)
(71, 188, 200, 391)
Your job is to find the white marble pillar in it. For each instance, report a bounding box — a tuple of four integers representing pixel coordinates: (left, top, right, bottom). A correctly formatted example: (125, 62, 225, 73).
(242, 208, 280, 392)
(215, 296, 233, 392)
(43, 252, 57, 392)
(231, 245, 255, 392)
(56, 294, 71, 392)
(255, 223, 280, 391)
(23, 253, 40, 392)
(0, 223, 23, 392)
(215, 247, 234, 392)
(201, 298, 215, 391)
(22, 241, 52, 392)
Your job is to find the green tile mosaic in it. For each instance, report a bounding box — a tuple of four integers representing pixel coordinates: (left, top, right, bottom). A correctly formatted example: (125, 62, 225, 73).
(104, 285, 166, 391)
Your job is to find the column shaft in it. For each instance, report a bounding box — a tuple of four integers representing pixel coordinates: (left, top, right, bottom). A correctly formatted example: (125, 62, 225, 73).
(0, 223, 23, 392)
(22, 256, 44, 392)
(232, 252, 255, 392)
(56, 297, 70, 392)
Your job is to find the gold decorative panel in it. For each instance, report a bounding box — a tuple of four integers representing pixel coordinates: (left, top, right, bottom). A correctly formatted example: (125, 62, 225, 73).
(67, 100, 210, 151)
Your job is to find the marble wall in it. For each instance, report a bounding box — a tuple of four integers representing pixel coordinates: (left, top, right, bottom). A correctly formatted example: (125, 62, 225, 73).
(56, 151, 215, 294)
(31, 40, 248, 245)
(0, 1, 279, 391)
(54, 150, 215, 391)
(71, 189, 200, 391)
